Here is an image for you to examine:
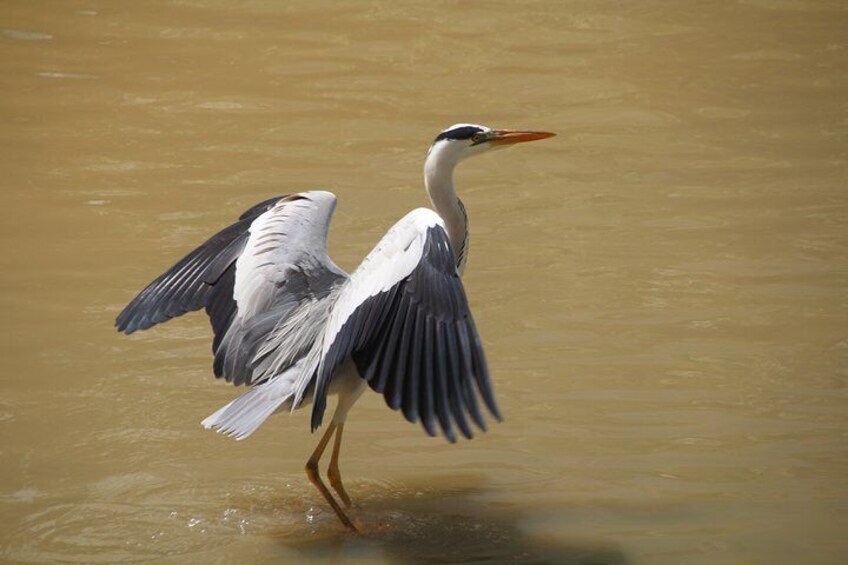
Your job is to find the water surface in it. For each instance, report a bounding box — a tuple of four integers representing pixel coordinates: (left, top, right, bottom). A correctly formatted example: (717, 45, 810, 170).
(1, 1, 846, 563)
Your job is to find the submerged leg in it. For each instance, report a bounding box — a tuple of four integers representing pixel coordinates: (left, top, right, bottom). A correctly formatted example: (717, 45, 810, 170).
(327, 422, 353, 507)
(305, 422, 358, 531)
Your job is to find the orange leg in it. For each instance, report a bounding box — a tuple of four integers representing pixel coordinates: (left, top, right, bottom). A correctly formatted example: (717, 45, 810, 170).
(327, 422, 353, 507)
(305, 422, 358, 531)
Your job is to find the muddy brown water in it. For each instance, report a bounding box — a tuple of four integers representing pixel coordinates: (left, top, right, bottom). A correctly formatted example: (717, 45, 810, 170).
(1, 1, 846, 563)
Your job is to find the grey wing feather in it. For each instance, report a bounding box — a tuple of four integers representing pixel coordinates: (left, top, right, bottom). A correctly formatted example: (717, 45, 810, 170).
(115, 196, 283, 335)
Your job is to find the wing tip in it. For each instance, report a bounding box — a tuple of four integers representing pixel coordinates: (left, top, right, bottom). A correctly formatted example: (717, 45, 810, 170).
(456, 420, 474, 440)
(115, 315, 143, 335)
(421, 417, 437, 438)
(486, 397, 504, 423)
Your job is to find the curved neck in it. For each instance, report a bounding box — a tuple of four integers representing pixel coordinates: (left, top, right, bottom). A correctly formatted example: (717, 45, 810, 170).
(424, 146, 469, 274)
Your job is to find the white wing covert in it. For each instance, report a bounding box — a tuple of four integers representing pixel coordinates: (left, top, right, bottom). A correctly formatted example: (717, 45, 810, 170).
(310, 208, 501, 442)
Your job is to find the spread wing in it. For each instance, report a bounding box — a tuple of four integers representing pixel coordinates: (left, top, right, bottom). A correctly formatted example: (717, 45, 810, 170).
(115, 191, 348, 386)
(115, 196, 282, 334)
(310, 208, 501, 442)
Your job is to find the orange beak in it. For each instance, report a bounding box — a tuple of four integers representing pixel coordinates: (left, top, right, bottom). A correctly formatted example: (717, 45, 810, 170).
(488, 129, 556, 146)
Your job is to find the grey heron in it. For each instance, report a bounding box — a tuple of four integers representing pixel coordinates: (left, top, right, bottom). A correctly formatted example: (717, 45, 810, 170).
(115, 123, 555, 531)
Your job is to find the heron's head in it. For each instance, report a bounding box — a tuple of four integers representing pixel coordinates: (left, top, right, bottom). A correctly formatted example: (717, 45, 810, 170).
(427, 123, 555, 168)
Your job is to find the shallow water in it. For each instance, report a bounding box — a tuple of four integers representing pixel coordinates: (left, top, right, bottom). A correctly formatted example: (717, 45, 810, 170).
(1, 1, 846, 563)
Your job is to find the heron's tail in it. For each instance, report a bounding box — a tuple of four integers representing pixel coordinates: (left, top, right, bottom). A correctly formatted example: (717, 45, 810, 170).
(201, 360, 304, 440)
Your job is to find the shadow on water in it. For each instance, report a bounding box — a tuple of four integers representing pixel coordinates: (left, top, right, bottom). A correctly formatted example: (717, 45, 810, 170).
(277, 474, 629, 565)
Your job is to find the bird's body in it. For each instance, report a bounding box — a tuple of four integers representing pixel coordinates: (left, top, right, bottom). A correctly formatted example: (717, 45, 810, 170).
(116, 124, 554, 530)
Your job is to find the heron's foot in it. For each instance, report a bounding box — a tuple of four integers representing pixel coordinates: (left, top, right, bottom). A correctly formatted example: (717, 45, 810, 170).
(327, 463, 353, 508)
(305, 461, 358, 532)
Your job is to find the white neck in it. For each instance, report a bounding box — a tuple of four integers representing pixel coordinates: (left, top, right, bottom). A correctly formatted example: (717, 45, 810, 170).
(424, 142, 469, 274)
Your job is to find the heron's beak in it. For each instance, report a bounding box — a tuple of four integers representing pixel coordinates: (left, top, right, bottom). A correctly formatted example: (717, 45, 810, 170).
(488, 129, 556, 146)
